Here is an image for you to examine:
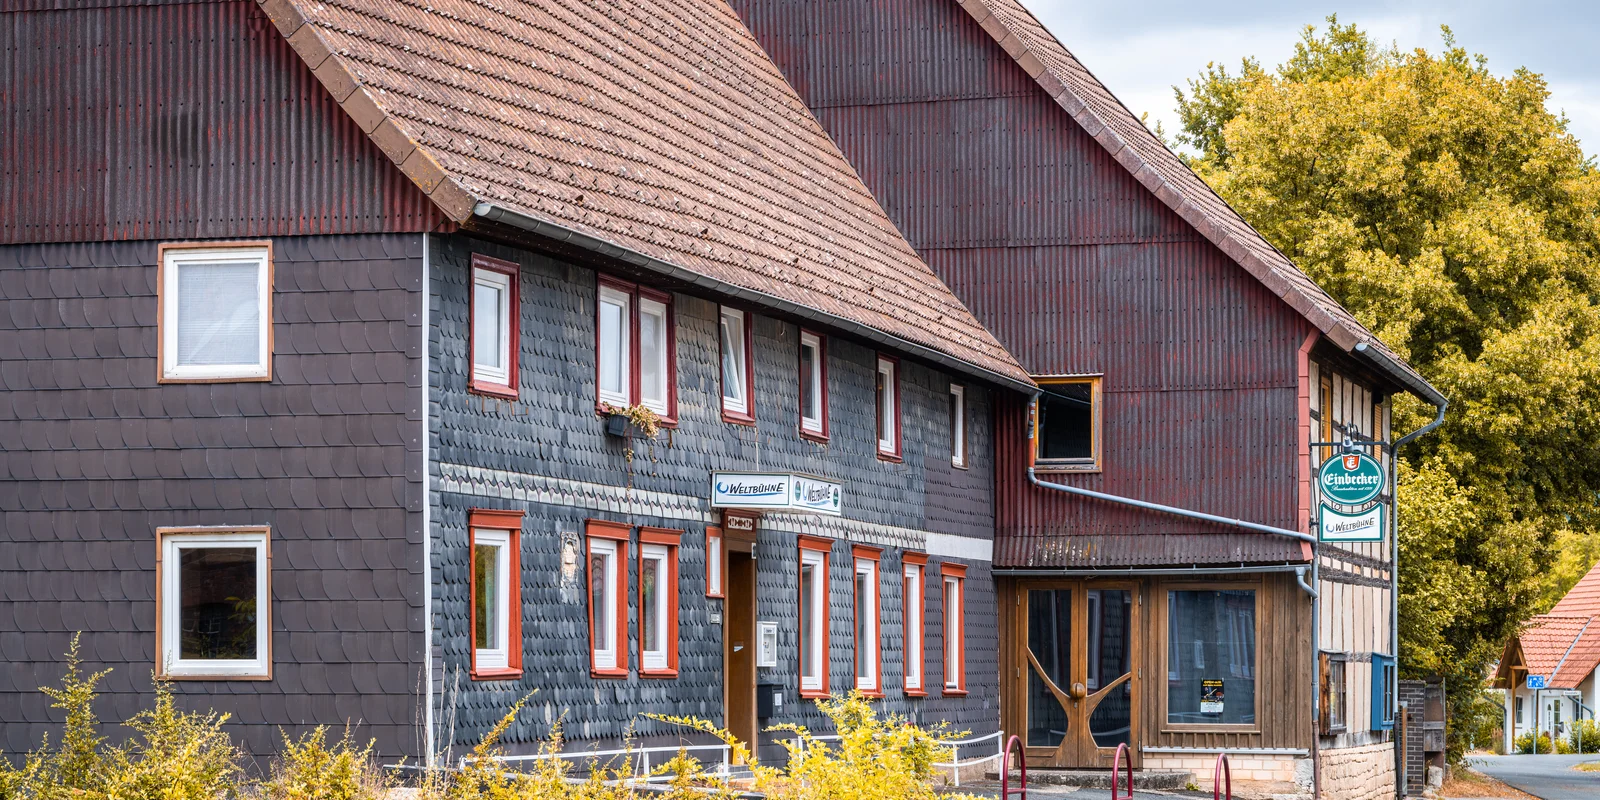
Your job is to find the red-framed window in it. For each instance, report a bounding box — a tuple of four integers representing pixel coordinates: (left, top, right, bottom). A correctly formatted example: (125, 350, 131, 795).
(705, 526, 725, 598)
(638, 527, 681, 677)
(902, 551, 928, 696)
(469, 509, 524, 680)
(876, 355, 901, 460)
(596, 277, 676, 423)
(799, 330, 828, 440)
(941, 562, 967, 695)
(586, 519, 630, 677)
(719, 306, 755, 424)
(853, 545, 883, 696)
(469, 254, 520, 399)
(798, 535, 832, 697)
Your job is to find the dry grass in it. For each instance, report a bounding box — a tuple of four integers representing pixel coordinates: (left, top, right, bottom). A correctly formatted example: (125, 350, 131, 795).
(1439, 767, 1539, 800)
(1574, 760, 1600, 772)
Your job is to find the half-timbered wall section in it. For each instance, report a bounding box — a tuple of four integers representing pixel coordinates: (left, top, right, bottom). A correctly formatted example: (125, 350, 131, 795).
(0, 0, 448, 245)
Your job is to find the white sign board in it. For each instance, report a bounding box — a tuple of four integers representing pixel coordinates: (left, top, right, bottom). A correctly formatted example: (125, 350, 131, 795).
(711, 472, 842, 516)
(1318, 503, 1385, 543)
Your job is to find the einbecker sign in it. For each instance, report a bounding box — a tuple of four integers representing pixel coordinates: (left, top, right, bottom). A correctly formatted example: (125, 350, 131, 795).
(711, 472, 842, 516)
(1317, 452, 1385, 506)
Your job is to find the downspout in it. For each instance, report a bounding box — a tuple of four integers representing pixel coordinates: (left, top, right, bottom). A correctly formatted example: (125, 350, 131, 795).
(421, 233, 435, 767)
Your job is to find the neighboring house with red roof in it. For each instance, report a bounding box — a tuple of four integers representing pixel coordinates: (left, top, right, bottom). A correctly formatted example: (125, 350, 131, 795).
(1492, 563, 1600, 750)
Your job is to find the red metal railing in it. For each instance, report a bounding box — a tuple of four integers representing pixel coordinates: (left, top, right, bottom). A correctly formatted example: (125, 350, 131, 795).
(1213, 752, 1232, 800)
(999, 735, 1027, 800)
(1110, 742, 1133, 800)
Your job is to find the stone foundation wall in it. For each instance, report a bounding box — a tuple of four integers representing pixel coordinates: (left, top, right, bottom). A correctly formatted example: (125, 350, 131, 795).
(1320, 742, 1396, 800)
(1143, 752, 1312, 799)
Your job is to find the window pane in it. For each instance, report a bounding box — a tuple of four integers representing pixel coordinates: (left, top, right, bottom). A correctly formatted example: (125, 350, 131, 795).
(176, 262, 260, 367)
(1167, 590, 1256, 725)
(950, 389, 965, 463)
(800, 562, 816, 679)
(590, 550, 611, 652)
(640, 302, 667, 408)
(642, 556, 660, 654)
(708, 535, 722, 594)
(945, 578, 960, 685)
(855, 568, 871, 682)
(904, 569, 920, 685)
(720, 313, 745, 406)
(178, 547, 258, 660)
(1039, 382, 1094, 460)
(1087, 590, 1133, 749)
(800, 342, 818, 422)
(599, 297, 626, 396)
(877, 362, 895, 447)
(1026, 590, 1071, 746)
(474, 544, 499, 650)
(473, 282, 503, 371)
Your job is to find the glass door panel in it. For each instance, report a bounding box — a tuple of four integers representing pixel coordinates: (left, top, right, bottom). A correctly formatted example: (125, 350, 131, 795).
(1026, 589, 1072, 747)
(1085, 590, 1133, 750)
(1020, 583, 1138, 767)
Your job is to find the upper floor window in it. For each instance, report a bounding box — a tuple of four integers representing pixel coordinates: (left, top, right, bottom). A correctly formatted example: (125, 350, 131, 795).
(156, 526, 271, 679)
(876, 356, 900, 459)
(720, 307, 754, 423)
(470, 254, 519, 398)
(1319, 375, 1335, 442)
(469, 509, 523, 680)
(159, 243, 272, 383)
(799, 331, 828, 438)
(597, 279, 675, 419)
(949, 384, 967, 468)
(1034, 376, 1101, 471)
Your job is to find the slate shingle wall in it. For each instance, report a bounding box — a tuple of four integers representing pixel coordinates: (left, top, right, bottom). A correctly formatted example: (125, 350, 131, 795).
(0, 235, 425, 760)
(428, 233, 1001, 754)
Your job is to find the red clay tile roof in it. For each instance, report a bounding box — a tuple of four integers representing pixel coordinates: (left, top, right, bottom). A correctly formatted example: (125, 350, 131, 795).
(954, 0, 1435, 398)
(254, 0, 1032, 389)
(1518, 614, 1600, 689)
(1552, 562, 1600, 618)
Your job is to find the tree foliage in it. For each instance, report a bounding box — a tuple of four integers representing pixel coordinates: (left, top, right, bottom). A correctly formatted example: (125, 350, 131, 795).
(1174, 16, 1600, 753)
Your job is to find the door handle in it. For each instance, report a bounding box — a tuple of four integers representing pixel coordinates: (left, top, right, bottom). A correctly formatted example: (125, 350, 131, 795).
(1070, 682, 1087, 699)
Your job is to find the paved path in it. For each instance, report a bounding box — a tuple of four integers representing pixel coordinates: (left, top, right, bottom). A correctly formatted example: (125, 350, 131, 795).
(1468, 754, 1600, 800)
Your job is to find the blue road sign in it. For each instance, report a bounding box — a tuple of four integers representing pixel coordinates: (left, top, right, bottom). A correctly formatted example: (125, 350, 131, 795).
(1527, 675, 1548, 689)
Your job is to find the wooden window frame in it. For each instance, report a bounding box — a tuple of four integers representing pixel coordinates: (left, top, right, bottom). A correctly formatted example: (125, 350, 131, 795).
(852, 545, 883, 696)
(638, 528, 681, 677)
(1320, 650, 1350, 735)
(596, 277, 677, 424)
(798, 536, 832, 698)
(156, 526, 273, 680)
(157, 241, 274, 384)
(949, 384, 968, 468)
(902, 552, 928, 696)
(876, 355, 902, 461)
(469, 254, 520, 399)
(1159, 580, 1262, 734)
(1371, 653, 1396, 731)
(1031, 375, 1102, 473)
(587, 520, 631, 677)
(1319, 374, 1335, 443)
(799, 330, 829, 441)
(705, 526, 726, 598)
(940, 563, 967, 696)
(468, 509, 524, 680)
(719, 306, 756, 425)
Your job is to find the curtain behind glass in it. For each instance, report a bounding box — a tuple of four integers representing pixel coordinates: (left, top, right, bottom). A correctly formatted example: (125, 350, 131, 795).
(177, 262, 259, 366)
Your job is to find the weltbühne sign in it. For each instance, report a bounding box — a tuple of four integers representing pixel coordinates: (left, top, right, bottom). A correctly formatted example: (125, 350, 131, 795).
(710, 472, 843, 516)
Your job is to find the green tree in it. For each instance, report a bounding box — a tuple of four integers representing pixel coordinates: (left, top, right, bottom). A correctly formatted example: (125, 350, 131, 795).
(1174, 16, 1600, 757)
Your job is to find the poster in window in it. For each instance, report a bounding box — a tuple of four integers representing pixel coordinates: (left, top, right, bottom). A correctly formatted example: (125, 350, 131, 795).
(1201, 679, 1225, 715)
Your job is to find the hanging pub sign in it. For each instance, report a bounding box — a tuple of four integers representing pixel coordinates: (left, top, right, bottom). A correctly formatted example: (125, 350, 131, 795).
(1201, 680, 1225, 714)
(1319, 503, 1385, 542)
(1317, 452, 1385, 506)
(710, 472, 843, 516)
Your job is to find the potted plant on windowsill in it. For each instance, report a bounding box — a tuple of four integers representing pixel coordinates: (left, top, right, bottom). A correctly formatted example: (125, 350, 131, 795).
(601, 403, 662, 440)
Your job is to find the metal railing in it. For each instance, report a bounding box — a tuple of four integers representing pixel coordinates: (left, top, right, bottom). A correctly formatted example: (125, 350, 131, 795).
(795, 730, 1006, 788)
(465, 742, 734, 784)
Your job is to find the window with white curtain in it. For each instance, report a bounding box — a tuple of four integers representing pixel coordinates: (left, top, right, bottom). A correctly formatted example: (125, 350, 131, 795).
(949, 384, 967, 467)
(640, 543, 673, 672)
(589, 537, 621, 672)
(639, 297, 670, 414)
(720, 307, 750, 418)
(161, 245, 271, 381)
(876, 356, 898, 456)
(800, 331, 826, 435)
(597, 285, 631, 407)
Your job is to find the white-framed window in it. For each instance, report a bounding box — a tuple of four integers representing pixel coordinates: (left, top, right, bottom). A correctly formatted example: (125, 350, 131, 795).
(720, 306, 751, 419)
(799, 331, 826, 436)
(597, 285, 631, 407)
(799, 542, 830, 694)
(472, 528, 512, 671)
(159, 244, 272, 382)
(706, 528, 724, 598)
(876, 356, 899, 457)
(637, 536, 679, 675)
(942, 570, 965, 693)
(949, 384, 967, 468)
(903, 561, 924, 692)
(854, 556, 879, 692)
(158, 527, 271, 679)
(588, 532, 625, 673)
(638, 296, 670, 414)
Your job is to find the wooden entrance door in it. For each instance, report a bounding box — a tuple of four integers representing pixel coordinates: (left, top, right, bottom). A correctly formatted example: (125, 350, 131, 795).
(1016, 582, 1139, 768)
(724, 550, 758, 747)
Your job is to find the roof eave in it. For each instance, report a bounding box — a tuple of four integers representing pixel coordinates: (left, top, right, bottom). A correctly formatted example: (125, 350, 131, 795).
(472, 202, 1039, 395)
(1352, 342, 1447, 407)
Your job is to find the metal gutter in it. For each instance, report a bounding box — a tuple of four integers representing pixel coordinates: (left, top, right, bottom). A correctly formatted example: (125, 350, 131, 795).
(993, 564, 1302, 577)
(471, 202, 1037, 395)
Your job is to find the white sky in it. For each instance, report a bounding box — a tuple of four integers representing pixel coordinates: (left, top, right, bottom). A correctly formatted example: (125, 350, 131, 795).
(1026, 1, 1600, 159)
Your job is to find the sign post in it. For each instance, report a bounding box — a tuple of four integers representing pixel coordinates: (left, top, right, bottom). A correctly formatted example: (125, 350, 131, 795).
(1529, 675, 1548, 753)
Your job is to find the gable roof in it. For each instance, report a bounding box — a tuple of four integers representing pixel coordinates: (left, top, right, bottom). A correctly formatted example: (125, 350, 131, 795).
(253, 0, 1032, 390)
(1509, 614, 1600, 689)
(954, 0, 1442, 404)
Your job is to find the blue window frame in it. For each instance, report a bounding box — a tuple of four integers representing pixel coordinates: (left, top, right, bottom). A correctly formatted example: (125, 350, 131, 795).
(1371, 653, 1396, 731)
